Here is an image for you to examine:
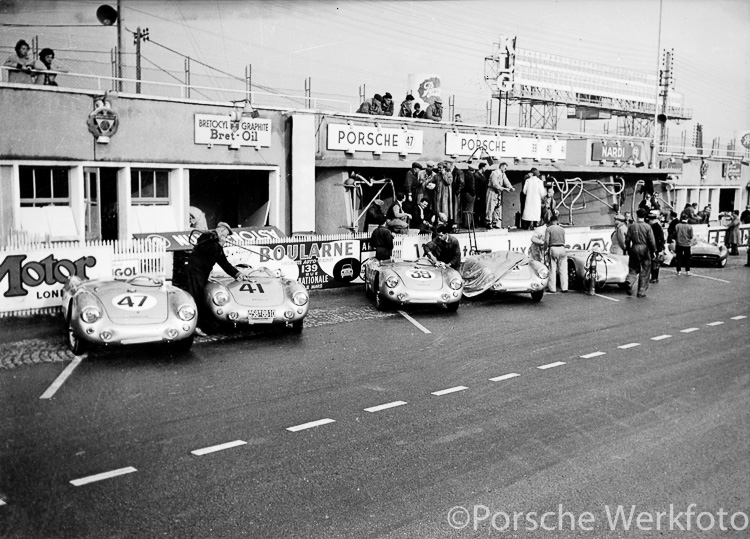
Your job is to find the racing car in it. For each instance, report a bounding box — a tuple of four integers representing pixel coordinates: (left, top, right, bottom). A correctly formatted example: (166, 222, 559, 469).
(203, 266, 309, 331)
(363, 258, 463, 311)
(460, 251, 549, 301)
(567, 248, 630, 290)
(664, 238, 728, 268)
(62, 275, 198, 355)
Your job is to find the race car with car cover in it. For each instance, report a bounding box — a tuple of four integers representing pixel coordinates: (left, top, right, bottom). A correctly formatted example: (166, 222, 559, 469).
(460, 250, 549, 301)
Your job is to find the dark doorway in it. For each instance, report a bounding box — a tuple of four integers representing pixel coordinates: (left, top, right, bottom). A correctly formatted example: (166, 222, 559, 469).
(99, 168, 119, 241)
(189, 169, 269, 229)
(718, 189, 736, 213)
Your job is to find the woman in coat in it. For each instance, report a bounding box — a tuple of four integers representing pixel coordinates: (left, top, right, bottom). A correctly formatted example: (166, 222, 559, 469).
(32, 48, 68, 86)
(4, 39, 34, 84)
(725, 210, 741, 255)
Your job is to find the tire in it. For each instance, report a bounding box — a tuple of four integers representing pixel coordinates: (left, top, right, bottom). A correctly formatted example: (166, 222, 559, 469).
(717, 257, 727, 268)
(618, 282, 631, 291)
(365, 277, 375, 299)
(291, 319, 304, 333)
(567, 262, 580, 290)
(66, 316, 88, 356)
(375, 289, 389, 311)
(531, 290, 544, 302)
(172, 334, 194, 353)
(446, 301, 459, 312)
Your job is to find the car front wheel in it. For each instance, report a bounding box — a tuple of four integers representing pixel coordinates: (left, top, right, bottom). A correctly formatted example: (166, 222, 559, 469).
(531, 290, 544, 302)
(172, 334, 194, 353)
(717, 258, 727, 268)
(446, 301, 459, 312)
(291, 319, 304, 333)
(66, 318, 88, 356)
(375, 290, 389, 311)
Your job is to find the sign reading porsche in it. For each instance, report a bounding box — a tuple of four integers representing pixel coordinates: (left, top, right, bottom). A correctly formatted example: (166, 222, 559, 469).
(194, 114, 272, 147)
(444, 133, 567, 160)
(327, 124, 423, 154)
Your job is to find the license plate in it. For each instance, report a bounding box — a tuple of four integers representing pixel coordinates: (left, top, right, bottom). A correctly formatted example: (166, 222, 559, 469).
(248, 309, 274, 322)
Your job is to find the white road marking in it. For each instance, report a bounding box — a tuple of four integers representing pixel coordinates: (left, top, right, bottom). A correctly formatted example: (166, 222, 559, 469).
(364, 401, 407, 413)
(286, 418, 336, 432)
(707, 321, 724, 326)
(580, 351, 606, 359)
(0, 499, 6, 506)
(651, 335, 672, 341)
(191, 440, 247, 456)
(70, 467, 137, 487)
(40, 357, 83, 400)
(730, 315, 747, 320)
(397, 310, 431, 334)
(431, 386, 468, 396)
(680, 328, 700, 333)
(618, 343, 641, 349)
(489, 373, 520, 382)
(593, 293, 620, 302)
(689, 273, 730, 284)
(537, 361, 566, 370)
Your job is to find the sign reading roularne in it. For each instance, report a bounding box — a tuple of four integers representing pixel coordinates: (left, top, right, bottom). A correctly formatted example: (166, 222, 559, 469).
(194, 114, 272, 147)
(445, 133, 567, 161)
(327, 124, 423, 154)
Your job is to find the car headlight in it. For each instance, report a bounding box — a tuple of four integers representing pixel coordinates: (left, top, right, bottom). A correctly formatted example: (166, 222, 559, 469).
(292, 291, 308, 306)
(385, 276, 399, 288)
(212, 291, 229, 306)
(449, 278, 463, 290)
(538, 268, 549, 279)
(80, 307, 101, 323)
(177, 304, 196, 321)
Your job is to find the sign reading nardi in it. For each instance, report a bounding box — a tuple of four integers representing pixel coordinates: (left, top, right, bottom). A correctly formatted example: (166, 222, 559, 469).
(195, 114, 272, 147)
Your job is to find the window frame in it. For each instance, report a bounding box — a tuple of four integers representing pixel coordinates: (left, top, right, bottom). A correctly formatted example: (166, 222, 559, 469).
(130, 168, 170, 205)
(19, 166, 71, 207)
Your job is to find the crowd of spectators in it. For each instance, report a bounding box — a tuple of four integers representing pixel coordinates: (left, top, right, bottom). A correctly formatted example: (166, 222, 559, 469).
(358, 92, 444, 121)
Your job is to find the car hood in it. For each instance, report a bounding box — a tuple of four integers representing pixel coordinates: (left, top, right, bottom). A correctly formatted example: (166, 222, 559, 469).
(89, 281, 169, 324)
(223, 277, 285, 306)
(391, 262, 445, 291)
(460, 251, 528, 297)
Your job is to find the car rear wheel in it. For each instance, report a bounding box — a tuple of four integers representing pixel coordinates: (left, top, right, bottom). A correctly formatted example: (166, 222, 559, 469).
(446, 301, 459, 312)
(66, 316, 87, 356)
(531, 290, 544, 302)
(567, 262, 580, 290)
(717, 258, 727, 268)
(291, 319, 304, 333)
(172, 334, 194, 353)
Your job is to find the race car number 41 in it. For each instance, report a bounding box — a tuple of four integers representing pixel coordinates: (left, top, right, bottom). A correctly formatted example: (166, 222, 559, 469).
(111, 293, 157, 311)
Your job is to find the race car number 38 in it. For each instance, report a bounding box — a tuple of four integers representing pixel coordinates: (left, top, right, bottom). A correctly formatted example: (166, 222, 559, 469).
(111, 293, 157, 311)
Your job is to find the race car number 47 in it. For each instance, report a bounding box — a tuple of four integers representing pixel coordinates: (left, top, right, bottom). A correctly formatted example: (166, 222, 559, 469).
(111, 293, 157, 311)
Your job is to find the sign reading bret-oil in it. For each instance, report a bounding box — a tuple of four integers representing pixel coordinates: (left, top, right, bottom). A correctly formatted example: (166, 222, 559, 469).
(223, 238, 363, 290)
(591, 140, 645, 162)
(194, 114, 272, 147)
(327, 124, 423, 155)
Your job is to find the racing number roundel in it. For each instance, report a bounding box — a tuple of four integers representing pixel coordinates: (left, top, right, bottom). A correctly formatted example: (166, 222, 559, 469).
(111, 293, 157, 311)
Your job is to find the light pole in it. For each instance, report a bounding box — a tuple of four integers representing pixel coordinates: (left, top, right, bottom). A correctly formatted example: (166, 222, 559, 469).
(650, 0, 664, 168)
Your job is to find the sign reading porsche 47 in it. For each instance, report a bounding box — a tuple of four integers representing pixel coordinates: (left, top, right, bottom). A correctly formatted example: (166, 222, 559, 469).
(194, 114, 272, 147)
(327, 124, 423, 154)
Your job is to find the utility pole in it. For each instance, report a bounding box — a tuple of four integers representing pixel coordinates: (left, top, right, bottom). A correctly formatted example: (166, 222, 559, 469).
(245, 64, 252, 104)
(650, 0, 663, 168)
(184, 57, 191, 98)
(133, 27, 149, 94)
(117, 0, 123, 91)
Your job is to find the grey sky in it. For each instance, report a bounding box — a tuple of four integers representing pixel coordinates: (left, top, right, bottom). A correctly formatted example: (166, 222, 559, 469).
(2, 0, 748, 144)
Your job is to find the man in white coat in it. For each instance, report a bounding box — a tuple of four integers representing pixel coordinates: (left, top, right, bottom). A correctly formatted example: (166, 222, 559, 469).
(521, 169, 545, 229)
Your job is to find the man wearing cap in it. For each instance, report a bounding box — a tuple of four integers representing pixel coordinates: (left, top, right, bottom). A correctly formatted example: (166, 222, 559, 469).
(370, 217, 394, 261)
(474, 162, 489, 226)
(404, 162, 423, 203)
(365, 198, 387, 229)
(357, 93, 383, 115)
(399, 94, 415, 117)
(445, 160, 464, 228)
(544, 215, 568, 293)
(462, 163, 477, 228)
(646, 211, 665, 283)
(425, 97, 443, 121)
(740, 204, 750, 224)
(674, 213, 694, 276)
(625, 208, 657, 297)
(417, 161, 437, 202)
(381, 92, 394, 116)
(185, 222, 249, 334)
(610, 213, 628, 255)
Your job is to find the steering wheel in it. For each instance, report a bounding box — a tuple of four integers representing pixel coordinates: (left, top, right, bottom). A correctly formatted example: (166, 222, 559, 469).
(127, 275, 164, 287)
(414, 257, 438, 267)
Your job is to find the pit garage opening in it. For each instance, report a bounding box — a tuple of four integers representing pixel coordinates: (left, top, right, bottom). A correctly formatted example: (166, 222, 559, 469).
(189, 169, 270, 229)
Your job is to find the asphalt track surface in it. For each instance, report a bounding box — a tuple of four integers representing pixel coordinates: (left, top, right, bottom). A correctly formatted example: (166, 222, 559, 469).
(1, 258, 748, 538)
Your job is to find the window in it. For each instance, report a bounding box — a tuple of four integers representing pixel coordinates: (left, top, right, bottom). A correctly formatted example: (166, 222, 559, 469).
(131, 169, 169, 204)
(19, 166, 70, 207)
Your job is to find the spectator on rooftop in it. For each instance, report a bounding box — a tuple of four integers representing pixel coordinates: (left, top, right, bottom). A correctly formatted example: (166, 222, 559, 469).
(357, 93, 383, 115)
(424, 96, 443, 121)
(381, 92, 394, 116)
(399, 94, 414, 117)
(454, 113, 462, 122)
(4, 39, 35, 84)
(32, 48, 68, 86)
(412, 102, 425, 118)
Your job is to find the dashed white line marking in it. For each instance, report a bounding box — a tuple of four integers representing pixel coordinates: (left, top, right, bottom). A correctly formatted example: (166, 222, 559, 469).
(730, 316, 746, 320)
(689, 273, 730, 284)
(364, 401, 407, 413)
(580, 351, 606, 359)
(489, 373, 520, 382)
(618, 343, 641, 349)
(680, 328, 700, 333)
(397, 310, 431, 334)
(40, 357, 83, 399)
(593, 293, 620, 302)
(70, 467, 137, 487)
(537, 361, 566, 370)
(286, 418, 336, 432)
(191, 440, 247, 456)
(707, 321, 724, 326)
(651, 335, 672, 341)
(431, 386, 468, 396)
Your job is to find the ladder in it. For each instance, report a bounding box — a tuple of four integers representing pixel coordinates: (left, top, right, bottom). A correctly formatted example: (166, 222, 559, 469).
(463, 211, 490, 255)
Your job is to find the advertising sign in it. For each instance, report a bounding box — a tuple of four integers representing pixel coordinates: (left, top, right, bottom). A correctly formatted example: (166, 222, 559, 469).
(133, 226, 285, 252)
(407, 73, 441, 111)
(445, 133, 566, 160)
(194, 114, 272, 147)
(722, 162, 741, 178)
(327, 124, 423, 154)
(591, 141, 645, 162)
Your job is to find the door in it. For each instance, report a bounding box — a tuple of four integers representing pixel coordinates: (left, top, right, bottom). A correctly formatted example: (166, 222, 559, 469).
(84, 168, 101, 241)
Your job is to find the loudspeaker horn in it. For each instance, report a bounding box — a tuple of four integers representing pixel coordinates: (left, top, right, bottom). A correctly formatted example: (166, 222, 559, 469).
(96, 5, 118, 26)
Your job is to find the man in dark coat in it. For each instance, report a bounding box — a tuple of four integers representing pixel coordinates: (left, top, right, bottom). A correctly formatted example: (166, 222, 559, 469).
(423, 225, 462, 270)
(625, 208, 656, 298)
(646, 211, 665, 283)
(370, 218, 394, 261)
(474, 162, 489, 227)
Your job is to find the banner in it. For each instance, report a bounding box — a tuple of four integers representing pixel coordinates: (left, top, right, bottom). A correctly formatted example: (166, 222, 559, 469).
(407, 73, 441, 111)
(133, 226, 285, 251)
(327, 124, 423, 155)
(445, 133, 566, 160)
(194, 114, 272, 147)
